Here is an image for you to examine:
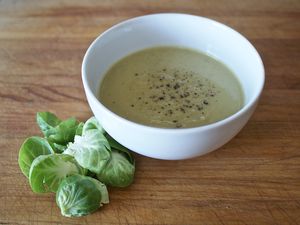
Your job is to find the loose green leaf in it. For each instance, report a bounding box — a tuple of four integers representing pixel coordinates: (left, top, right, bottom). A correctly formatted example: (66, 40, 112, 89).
(36, 112, 61, 136)
(82, 117, 104, 135)
(64, 130, 111, 174)
(96, 151, 135, 187)
(18, 136, 54, 178)
(53, 143, 67, 153)
(46, 117, 79, 145)
(56, 174, 109, 217)
(29, 154, 84, 193)
(75, 122, 84, 136)
(37, 112, 80, 149)
(47, 140, 67, 153)
(105, 134, 134, 164)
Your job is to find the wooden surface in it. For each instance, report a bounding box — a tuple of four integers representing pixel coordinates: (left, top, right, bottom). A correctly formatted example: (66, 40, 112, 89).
(0, 0, 299, 224)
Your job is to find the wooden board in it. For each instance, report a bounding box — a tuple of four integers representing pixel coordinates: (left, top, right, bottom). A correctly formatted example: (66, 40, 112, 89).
(0, 0, 299, 224)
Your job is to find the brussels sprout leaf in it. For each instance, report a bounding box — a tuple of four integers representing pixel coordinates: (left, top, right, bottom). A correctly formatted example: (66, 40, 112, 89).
(29, 154, 84, 193)
(82, 117, 104, 135)
(75, 122, 84, 136)
(18, 136, 54, 178)
(36, 112, 81, 152)
(105, 134, 134, 164)
(36, 112, 61, 136)
(45, 117, 79, 145)
(52, 142, 67, 153)
(56, 174, 109, 217)
(64, 130, 111, 173)
(97, 150, 135, 187)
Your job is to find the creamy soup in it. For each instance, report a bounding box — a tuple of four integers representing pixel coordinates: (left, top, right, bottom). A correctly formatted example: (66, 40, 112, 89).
(99, 46, 244, 128)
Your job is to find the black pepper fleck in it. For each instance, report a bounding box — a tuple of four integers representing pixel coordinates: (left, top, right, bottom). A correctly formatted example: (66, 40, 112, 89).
(173, 83, 180, 90)
(184, 92, 190, 97)
(197, 105, 203, 111)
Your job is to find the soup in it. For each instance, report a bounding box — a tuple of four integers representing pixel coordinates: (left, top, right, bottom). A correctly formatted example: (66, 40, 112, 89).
(98, 46, 244, 128)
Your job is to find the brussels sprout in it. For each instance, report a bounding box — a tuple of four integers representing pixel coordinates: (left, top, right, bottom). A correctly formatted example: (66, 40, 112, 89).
(97, 150, 135, 187)
(18, 112, 137, 218)
(56, 174, 109, 217)
(64, 129, 111, 173)
(29, 154, 84, 193)
(82, 116, 104, 135)
(18, 136, 54, 178)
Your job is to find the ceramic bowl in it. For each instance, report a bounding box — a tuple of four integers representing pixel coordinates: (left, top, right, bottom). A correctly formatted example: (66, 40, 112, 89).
(82, 13, 264, 160)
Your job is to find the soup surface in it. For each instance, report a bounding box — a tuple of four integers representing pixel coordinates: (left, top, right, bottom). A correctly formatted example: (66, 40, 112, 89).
(99, 46, 244, 128)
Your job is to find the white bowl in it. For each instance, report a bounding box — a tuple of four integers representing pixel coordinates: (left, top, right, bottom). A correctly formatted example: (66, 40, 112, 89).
(82, 13, 264, 160)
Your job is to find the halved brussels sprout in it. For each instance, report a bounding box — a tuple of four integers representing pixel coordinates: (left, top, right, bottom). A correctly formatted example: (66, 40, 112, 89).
(29, 154, 84, 193)
(96, 150, 135, 187)
(18, 136, 54, 178)
(64, 129, 111, 173)
(56, 174, 109, 217)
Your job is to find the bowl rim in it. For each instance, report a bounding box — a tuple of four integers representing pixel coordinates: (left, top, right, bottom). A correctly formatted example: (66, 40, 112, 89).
(82, 13, 265, 134)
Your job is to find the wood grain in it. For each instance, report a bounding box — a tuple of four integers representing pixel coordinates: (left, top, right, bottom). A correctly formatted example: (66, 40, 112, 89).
(0, 0, 299, 224)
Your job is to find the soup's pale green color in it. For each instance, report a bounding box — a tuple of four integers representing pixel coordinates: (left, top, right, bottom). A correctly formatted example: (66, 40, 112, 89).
(99, 47, 244, 128)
